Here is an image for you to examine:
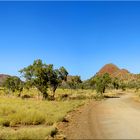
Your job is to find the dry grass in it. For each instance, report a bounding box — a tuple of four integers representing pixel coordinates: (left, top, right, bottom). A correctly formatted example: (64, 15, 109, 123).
(0, 94, 85, 139)
(0, 88, 97, 100)
(55, 88, 96, 100)
(127, 89, 140, 102)
(0, 88, 97, 139)
(0, 96, 85, 127)
(0, 125, 57, 140)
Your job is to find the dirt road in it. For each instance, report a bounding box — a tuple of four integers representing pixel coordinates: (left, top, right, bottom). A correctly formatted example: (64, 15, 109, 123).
(62, 93, 140, 139)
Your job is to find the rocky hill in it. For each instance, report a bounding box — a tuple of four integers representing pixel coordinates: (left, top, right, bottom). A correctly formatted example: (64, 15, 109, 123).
(0, 74, 10, 86)
(97, 63, 120, 75)
(97, 63, 138, 81)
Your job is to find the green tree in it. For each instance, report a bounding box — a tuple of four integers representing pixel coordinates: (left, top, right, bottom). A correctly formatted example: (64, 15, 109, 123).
(112, 77, 119, 90)
(3, 76, 23, 95)
(89, 76, 96, 89)
(73, 76, 82, 89)
(48, 66, 68, 99)
(20, 59, 68, 100)
(19, 59, 49, 99)
(120, 81, 126, 91)
(67, 76, 82, 90)
(59, 66, 68, 81)
(95, 73, 111, 94)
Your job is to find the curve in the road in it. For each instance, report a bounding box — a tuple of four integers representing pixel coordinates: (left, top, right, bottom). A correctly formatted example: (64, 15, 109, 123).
(64, 94, 140, 139)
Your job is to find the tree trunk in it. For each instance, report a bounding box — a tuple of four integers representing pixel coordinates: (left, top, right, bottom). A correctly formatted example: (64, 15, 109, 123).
(71, 88, 72, 94)
(18, 92, 21, 97)
(51, 88, 56, 100)
(43, 92, 48, 99)
(103, 87, 106, 93)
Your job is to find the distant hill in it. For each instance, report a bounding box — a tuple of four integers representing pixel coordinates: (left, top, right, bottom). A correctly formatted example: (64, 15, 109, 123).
(97, 63, 120, 76)
(0, 74, 10, 86)
(97, 63, 139, 81)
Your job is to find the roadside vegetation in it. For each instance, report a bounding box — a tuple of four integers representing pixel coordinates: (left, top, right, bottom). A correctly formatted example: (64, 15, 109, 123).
(1, 59, 140, 139)
(0, 96, 85, 139)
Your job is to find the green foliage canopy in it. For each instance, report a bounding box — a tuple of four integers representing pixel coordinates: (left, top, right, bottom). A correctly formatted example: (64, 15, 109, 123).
(19, 59, 68, 99)
(3, 76, 23, 94)
(67, 76, 82, 89)
(94, 73, 112, 94)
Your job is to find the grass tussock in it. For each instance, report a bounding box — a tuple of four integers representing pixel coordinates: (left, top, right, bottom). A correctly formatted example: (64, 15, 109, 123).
(0, 97, 85, 127)
(0, 125, 57, 140)
(0, 88, 96, 139)
(55, 89, 96, 100)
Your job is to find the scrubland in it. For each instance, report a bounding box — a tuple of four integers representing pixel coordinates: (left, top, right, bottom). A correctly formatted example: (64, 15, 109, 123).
(0, 88, 95, 139)
(0, 87, 135, 139)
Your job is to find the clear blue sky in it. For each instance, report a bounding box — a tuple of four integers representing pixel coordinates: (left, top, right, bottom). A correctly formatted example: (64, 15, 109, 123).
(0, 1, 140, 80)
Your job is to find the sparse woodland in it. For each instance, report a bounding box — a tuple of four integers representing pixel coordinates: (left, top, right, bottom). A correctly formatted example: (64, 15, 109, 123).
(0, 60, 140, 139)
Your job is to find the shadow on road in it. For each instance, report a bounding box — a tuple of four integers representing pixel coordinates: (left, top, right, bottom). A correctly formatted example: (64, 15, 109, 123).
(104, 95, 120, 98)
